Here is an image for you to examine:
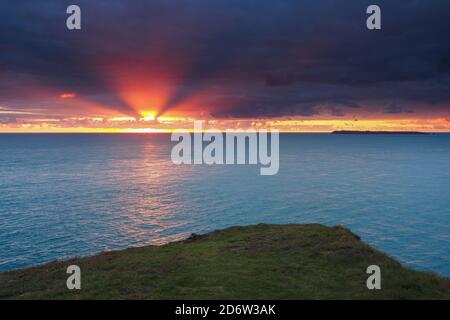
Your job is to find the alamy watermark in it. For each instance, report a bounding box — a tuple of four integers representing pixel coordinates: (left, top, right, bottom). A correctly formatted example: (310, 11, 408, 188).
(66, 265, 81, 290)
(171, 121, 279, 176)
(66, 5, 381, 31)
(66, 5, 81, 30)
(366, 265, 381, 290)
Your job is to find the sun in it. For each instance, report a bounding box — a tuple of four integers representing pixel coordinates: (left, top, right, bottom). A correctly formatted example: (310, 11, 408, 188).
(141, 111, 156, 121)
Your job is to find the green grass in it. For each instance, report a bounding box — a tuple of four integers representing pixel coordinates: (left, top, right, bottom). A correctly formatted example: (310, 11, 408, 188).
(1, 224, 449, 299)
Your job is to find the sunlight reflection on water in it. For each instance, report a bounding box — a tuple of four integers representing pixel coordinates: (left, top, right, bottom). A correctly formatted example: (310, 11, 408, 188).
(0, 133, 449, 276)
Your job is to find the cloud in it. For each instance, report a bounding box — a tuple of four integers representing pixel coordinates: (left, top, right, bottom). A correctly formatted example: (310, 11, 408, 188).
(328, 106, 345, 117)
(0, 0, 449, 121)
(384, 102, 414, 114)
(0, 117, 17, 124)
(60, 93, 77, 99)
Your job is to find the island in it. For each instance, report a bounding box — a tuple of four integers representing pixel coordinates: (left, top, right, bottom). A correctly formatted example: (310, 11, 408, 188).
(0, 224, 449, 299)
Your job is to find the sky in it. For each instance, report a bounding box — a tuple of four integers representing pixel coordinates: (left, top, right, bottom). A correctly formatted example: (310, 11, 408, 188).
(0, 0, 449, 132)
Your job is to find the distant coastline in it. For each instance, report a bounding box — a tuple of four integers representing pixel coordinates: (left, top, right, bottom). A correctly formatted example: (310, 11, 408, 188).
(332, 130, 431, 135)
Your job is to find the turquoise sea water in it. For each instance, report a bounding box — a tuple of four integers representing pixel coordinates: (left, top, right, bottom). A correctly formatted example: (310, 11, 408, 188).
(0, 133, 449, 275)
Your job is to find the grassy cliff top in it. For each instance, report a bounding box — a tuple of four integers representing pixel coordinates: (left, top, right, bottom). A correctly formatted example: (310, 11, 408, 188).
(1, 223, 449, 299)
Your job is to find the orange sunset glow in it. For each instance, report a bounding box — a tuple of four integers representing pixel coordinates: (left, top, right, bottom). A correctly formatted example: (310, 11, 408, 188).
(0, 1, 448, 133)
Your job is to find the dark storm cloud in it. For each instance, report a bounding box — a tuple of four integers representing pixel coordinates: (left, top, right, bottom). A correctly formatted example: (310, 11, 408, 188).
(384, 102, 414, 114)
(0, 0, 449, 119)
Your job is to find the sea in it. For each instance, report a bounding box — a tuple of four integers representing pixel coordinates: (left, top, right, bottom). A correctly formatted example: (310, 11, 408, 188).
(0, 133, 449, 276)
